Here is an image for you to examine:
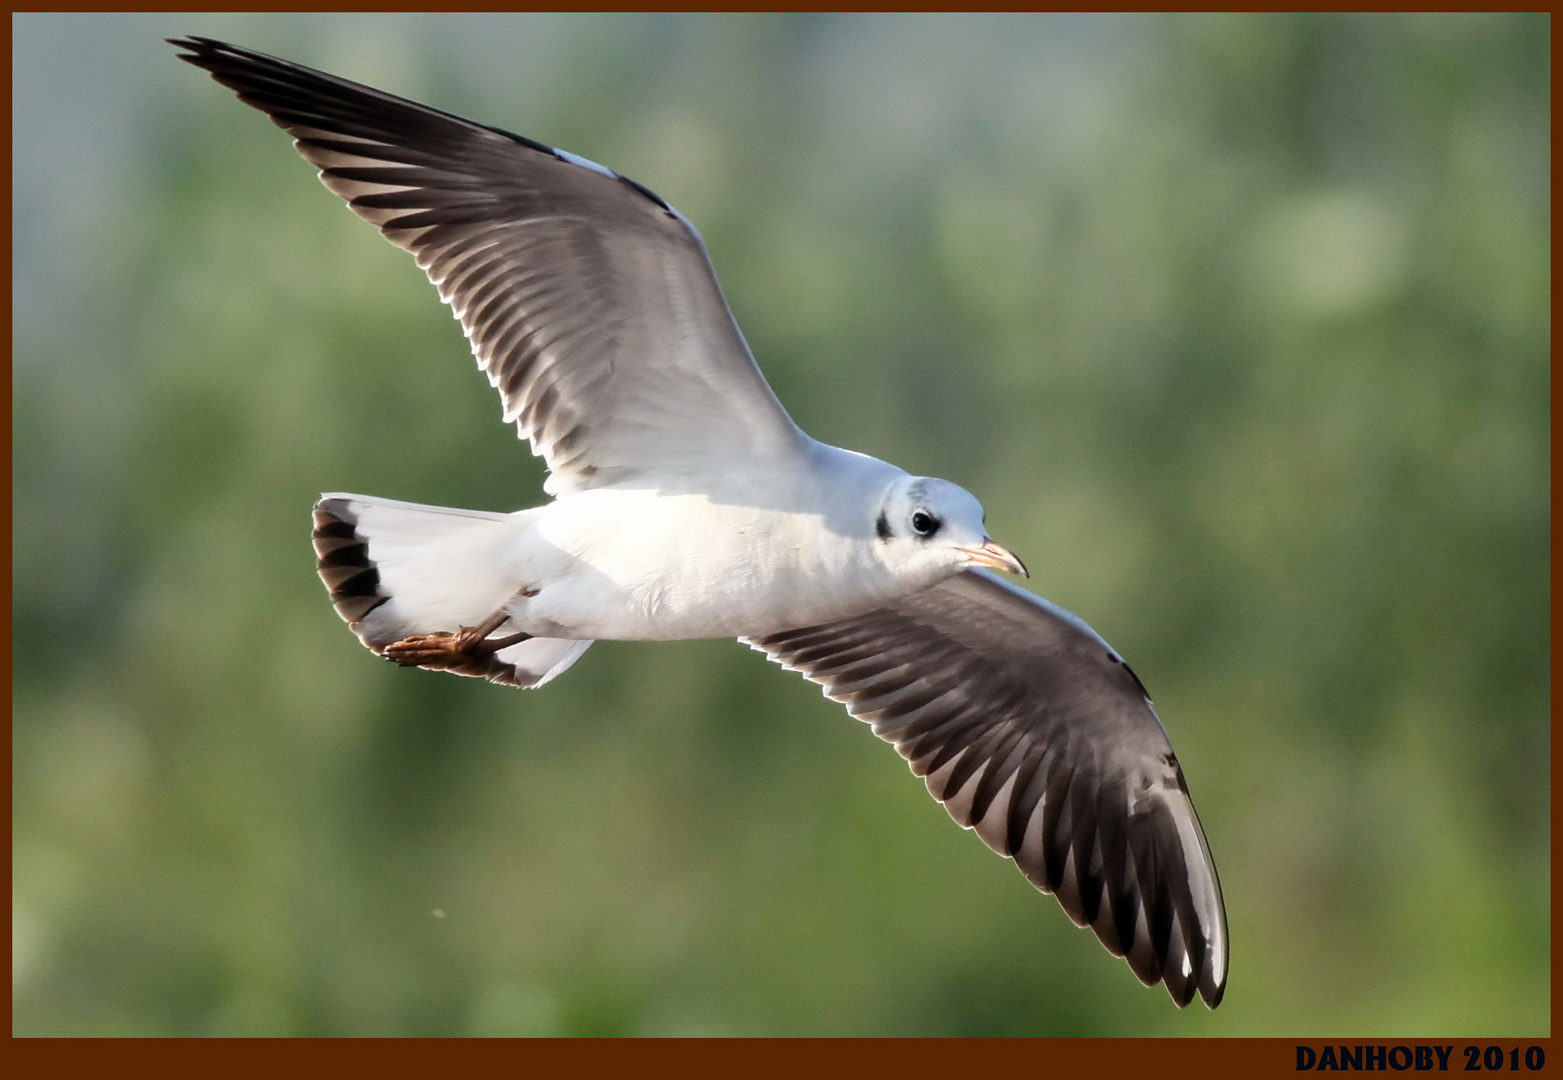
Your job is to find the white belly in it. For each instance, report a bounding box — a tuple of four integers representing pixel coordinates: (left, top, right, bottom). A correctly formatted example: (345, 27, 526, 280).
(502, 486, 902, 641)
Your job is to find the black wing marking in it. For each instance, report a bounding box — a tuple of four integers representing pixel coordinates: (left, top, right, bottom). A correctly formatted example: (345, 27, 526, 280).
(747, 569, 1228, 1008)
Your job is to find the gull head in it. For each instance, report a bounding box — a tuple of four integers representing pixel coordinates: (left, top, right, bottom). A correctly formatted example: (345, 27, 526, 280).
(873, 476, 1029, 586)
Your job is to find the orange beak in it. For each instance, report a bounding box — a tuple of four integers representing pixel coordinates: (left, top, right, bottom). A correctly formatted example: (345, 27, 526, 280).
(960, 539, 1029, 578)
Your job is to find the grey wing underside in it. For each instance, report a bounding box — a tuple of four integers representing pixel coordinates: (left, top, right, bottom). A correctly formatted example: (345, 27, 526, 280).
(172, 37, 807, 495)
(746, 569, 1228, 1009)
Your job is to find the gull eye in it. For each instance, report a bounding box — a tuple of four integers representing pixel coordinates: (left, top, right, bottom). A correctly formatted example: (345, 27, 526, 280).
(910, 510, 940, 537)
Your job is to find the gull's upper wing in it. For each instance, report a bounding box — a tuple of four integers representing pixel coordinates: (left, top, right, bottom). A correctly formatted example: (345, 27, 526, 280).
(746, 569, 1228, 1008)
(172, 37, 809, 495)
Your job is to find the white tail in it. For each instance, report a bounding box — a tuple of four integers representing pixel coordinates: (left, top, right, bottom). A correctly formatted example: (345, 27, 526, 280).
(311, 493, 592, 688)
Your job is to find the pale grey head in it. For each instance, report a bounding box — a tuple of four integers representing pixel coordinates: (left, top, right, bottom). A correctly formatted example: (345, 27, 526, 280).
(873, 475, 1028, 587)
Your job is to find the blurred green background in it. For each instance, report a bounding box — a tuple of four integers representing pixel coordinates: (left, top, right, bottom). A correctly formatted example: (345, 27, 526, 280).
(12, 13, 1549, 1036)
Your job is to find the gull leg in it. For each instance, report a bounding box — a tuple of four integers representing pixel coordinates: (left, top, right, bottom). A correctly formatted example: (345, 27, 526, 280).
(382, 604, 533, 668)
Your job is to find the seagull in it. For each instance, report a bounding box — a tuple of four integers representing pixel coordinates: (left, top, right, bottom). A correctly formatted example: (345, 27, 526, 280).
(173, 36, 1228, 1009)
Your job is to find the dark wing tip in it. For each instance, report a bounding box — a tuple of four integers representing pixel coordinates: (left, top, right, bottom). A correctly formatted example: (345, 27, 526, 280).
(1204, 973, 1227, 1009)
(1013, 769, 1228, 1010)
(168, 35, 260, 71)
(168, 36, 675, 215)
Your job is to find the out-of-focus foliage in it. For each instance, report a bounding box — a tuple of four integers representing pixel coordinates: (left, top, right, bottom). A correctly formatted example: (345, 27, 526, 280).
(13, 13, 1548, 1036)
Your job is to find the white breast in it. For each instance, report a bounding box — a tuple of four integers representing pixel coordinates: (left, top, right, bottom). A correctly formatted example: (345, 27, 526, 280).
(508, 467, 907, 641)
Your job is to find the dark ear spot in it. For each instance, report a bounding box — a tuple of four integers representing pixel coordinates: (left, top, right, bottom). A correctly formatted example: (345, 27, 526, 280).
(875, 511, 892, 541)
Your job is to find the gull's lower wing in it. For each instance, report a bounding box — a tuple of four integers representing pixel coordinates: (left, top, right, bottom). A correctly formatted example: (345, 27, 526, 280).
(746, 569, 1228, 1008)
(172, 37, 808, 495)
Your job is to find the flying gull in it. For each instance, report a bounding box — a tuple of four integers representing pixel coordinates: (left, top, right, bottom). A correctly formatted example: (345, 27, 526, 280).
(173, 36, 1228, 1009)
